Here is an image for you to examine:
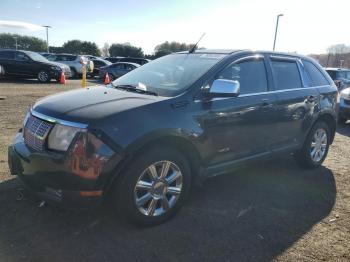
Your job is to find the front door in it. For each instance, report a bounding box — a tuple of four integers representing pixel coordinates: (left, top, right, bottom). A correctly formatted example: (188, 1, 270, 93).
(195, 55, 278, 166)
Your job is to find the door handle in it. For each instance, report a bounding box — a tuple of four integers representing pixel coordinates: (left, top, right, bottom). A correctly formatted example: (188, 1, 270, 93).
(306, 95, 317, 103)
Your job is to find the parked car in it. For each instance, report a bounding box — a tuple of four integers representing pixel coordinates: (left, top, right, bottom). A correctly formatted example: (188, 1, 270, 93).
(39, 52, 52, 58)
(0, 49, 71, 82)
(338, 87, 350, 124)
(118, 57, 150, 65)
(8, 50, 338, 226)
(99, 62, 139, 80)
(89, 58, 111, 78)
(325, 67, 350, 90)
(104, 56, 124, 63)
(47, 54, 94, 78)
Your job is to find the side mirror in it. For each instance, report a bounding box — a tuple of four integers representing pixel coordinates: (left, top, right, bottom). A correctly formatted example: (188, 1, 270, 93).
(208, 79, 240, 97)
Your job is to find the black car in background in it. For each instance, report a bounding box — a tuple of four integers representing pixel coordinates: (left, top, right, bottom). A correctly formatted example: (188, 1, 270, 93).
(104, 56, 124, 63)
(0, 49, 71, 82)
(99, 62, 139, 80)
(89, 58, 112, 77)
(105, 57, 150, 65)
(8, 50, 338, 226)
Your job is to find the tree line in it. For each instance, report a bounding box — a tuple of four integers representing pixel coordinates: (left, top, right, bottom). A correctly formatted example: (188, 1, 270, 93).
(0, 33, 194, 59)
(310, 44, 350, 68)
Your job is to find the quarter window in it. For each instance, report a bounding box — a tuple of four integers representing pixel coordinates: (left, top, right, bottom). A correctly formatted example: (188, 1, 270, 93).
(303, 60, 329, 86)
(217, 59, 268, 95)
(271, 60, 302, 90)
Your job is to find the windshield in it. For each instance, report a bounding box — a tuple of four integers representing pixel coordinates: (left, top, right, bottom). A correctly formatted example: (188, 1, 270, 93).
(113, 53, 226, 96)
(26, 51, 49, 62)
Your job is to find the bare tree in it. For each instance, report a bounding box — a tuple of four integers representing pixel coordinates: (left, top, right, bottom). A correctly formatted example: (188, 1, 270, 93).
(101, 42, 110, 57)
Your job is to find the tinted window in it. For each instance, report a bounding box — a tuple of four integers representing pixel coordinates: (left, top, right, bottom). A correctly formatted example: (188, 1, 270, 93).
(15, 52, 30, 61)
(0, 51, 15, 59)
(303, 60, 329, 86)
(271, 60, 302, 90)
(55, 55, 77, 61)
(326, 70, 336, 80)
(217, 59, 268, 94)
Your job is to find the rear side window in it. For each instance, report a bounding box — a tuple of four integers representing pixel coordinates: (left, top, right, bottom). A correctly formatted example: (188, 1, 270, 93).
(271, 59, 302, 90)
(303, 60, 329, 86)
(217, 59, 268, 95)
(0, 51, 15, 59)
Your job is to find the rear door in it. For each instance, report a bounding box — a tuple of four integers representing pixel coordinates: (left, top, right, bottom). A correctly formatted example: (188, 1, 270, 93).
(268, 56, 320, 151)
(14, 51, 34, 76)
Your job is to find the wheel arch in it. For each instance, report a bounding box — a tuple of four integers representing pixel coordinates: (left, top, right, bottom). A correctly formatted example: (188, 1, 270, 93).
(314, 112, 337, 144)
(103, 134, 202, 196)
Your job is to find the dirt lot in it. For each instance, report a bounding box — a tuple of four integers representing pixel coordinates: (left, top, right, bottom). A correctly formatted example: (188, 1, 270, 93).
(0, 79, 349, 262)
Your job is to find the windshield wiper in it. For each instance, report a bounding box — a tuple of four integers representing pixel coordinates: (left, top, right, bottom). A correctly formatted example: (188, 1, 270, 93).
(112, 84, 158, 96)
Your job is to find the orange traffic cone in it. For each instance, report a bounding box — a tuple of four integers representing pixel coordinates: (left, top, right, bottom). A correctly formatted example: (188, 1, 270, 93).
(60, 71, 66, 84)
(104, 73, 110, 85)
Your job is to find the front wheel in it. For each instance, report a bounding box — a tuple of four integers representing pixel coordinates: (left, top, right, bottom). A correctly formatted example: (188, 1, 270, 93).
(37, 70, 51, 83)
(112, 147, 191, 226)
(294, 121, 330, 168)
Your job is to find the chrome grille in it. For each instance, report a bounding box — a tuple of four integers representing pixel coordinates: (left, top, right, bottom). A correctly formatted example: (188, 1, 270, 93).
(23, 115, 53, 151)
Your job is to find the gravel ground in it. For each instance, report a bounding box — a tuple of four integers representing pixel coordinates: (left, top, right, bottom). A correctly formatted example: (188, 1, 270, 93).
(0, 79, 349, 262)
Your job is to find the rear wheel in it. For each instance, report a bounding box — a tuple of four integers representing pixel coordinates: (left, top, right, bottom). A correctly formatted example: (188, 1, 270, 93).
(112, 147, 191, 226)
(294, 121, 330, 168)
(37, 70, 50, 83)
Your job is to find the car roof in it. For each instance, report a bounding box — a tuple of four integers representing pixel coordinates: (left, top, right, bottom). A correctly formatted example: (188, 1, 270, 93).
(176, 49, 313, 60)
(325, 67, 350, 71)
(112, 62, 140, 67)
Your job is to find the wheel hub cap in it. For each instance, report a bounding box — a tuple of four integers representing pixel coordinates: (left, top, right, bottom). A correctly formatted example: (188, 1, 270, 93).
(134, 160, 183, 217)
(152, 180, 167, 199)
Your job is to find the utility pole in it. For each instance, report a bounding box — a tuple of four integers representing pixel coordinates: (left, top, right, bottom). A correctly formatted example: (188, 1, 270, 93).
(42, 25, 51, 53)
(273, 14, 284, 51)
(13, 37, 18, 50)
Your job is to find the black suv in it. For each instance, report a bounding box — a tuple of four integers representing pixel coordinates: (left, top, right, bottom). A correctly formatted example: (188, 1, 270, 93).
(0, 49, 71, 82)
(8, 50, 338, 226)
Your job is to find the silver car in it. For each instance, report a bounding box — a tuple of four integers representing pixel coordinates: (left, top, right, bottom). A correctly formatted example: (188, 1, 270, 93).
(47, 54, 93, 78)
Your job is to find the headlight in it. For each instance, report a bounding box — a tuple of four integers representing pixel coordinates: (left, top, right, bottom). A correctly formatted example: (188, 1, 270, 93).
(340, 88, 350, 100)
(48, 124, 83, 151)
(50, 65, 61, 71)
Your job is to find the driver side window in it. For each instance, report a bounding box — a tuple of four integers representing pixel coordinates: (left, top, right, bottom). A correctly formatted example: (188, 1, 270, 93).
(15, 52, 29, 61)
(217, 58, 268, 95)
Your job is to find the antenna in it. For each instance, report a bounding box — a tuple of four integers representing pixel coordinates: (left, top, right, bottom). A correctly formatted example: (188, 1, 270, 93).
(189, 33, 206, 53)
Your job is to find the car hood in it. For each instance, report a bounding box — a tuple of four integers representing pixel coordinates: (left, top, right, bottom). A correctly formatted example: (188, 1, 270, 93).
(32, 85, 164, 125)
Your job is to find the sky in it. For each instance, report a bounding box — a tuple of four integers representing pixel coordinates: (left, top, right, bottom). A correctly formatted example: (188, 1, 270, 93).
(0, 0, 350, 55)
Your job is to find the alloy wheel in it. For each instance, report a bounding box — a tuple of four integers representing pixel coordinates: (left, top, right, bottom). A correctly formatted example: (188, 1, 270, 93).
(310, 128, 328, 163)
(134, 161, 183, 217)
(38, 71, 49, 82)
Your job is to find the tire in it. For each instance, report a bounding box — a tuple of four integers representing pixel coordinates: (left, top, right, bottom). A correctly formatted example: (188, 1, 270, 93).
(37, 70, 51, 83)
(338, 117, 347, 124)
(112, 146, 191, 226)
(294, 121, 330, 169)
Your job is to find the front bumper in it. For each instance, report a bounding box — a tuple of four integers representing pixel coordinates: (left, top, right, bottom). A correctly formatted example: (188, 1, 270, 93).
(339, 98, 350, 119)
(51, 69, 72, 80)
(8, 133, 110, 209)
